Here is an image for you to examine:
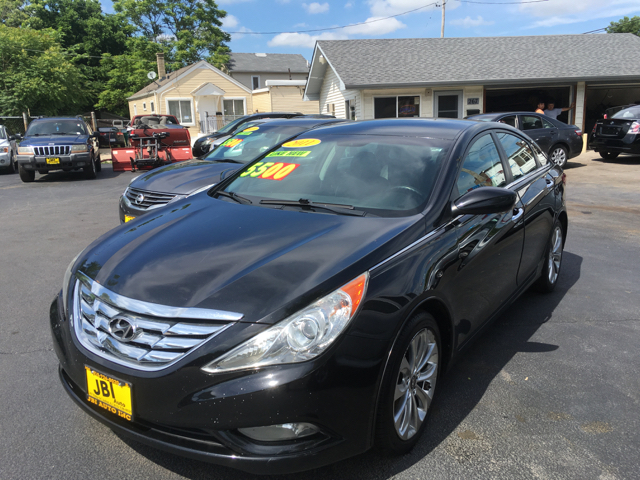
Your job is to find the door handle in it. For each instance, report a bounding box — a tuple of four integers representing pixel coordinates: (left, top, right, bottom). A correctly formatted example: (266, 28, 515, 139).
(545, 177, 554, 186)
(511, 207, 524, 223)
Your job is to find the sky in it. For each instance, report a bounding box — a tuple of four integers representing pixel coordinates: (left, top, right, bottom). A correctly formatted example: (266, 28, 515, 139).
(101, 0, 640, 62)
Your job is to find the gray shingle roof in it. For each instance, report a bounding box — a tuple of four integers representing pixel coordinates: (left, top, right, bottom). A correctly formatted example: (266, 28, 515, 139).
(228, 52, 309, 73)
(317, 34, 640, 87)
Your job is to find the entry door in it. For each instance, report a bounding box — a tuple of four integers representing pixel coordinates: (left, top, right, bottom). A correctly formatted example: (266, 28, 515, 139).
(434, 91, 463, 118)
(198, 96, 218, 134)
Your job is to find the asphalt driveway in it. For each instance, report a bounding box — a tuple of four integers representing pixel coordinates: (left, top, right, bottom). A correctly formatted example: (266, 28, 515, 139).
(0, 151, 638, 480)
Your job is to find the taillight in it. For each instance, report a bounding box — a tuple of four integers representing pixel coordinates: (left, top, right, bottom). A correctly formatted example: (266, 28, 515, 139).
(575, 129, 582, 136)
(629, 122, 640, 134)
(592, 124, 597, 134)
(604, 114, 608, 119)
(561, 172, 566, 186)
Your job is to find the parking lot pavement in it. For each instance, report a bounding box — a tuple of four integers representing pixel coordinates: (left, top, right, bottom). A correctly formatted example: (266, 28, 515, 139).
(0, 152, 638, 480)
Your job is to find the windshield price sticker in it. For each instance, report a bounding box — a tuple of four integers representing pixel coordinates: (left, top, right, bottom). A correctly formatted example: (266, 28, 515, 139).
(237, 127, 259, 136)
(266, 151, 311, 158)
(222, 138, 243, 148)
(240, 161, 300, 180)
(282, 138, 321, 148)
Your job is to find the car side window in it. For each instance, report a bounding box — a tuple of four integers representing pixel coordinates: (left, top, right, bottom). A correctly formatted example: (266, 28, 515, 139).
(456, 133, 506, 196)
(521, 115, 543, 130)
(541, 117, 555, 129)
(495, 132, 538, 181)
(498, 115, 516, 127)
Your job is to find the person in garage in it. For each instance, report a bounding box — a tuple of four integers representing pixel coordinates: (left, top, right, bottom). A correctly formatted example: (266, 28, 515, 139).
(544, 100, 575, 121)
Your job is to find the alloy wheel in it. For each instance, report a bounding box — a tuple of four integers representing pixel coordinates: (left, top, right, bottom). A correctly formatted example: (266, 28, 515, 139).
(393, 328, 438, 440)
(550, 147, 567, 167)
(548, 226, 563, 284)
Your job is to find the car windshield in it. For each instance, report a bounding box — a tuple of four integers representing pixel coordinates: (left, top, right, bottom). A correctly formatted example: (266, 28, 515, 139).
(202, 124, 314, 164)
(218, 133, 451, 217)
(612, 106, 640, 119)
(27, 120, 87, 136)
(0, 128, 6, 140)
(216, 116, 249, 135)
(468, 115, 497, 122)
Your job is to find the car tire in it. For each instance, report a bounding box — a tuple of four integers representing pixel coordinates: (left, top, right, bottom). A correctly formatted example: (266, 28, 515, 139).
(549, 145, 568, 168)
(375, 312, 441, 455)
(18, 164, 35, 183)
(10, 152, 17, 173)
(84, 156, 97, 179)
(599, 151, 619, 161)
(533, 220, 564, 293)
(95, 154, 102, 172)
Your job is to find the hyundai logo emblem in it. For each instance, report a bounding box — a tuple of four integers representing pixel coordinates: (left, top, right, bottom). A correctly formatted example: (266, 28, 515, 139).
(135, 194, 145, 205)
(108, 317, 137, 342)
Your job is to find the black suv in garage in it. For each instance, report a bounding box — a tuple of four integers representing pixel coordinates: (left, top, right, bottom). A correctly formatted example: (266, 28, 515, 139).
(16, 117, 101, 182)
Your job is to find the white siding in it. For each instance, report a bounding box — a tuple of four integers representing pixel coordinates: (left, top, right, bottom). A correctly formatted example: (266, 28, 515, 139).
(320, 66, 348, 118)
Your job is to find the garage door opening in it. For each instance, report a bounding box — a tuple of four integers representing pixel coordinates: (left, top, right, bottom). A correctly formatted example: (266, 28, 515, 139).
(485, 87, 572, 123)
(584, 84, 640, 135)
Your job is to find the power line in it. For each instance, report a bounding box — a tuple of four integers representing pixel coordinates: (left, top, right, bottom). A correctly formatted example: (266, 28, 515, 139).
(582, 27, 607, 34)
(456, 0, 549, 3)
(226, 2, 439, 34)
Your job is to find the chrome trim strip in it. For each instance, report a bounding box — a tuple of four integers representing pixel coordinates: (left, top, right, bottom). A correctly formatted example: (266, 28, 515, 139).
(76, 271, 243, 321)
(370, 227, 446, 272)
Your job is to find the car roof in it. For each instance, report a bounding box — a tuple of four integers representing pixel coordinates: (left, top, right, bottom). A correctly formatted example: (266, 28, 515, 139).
(297, 118, 475, 140)
(31, 116, 86, 122)
(468, 112, 545, 118)
(240, 117, 347, 129)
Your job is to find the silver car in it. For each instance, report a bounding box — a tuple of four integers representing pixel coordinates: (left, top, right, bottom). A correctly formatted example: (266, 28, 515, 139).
(0, 125, 18, 173)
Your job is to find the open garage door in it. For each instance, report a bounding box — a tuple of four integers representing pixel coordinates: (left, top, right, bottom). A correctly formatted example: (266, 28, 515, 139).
(584, 84, 640, 135)
(485, 86, 573, 123)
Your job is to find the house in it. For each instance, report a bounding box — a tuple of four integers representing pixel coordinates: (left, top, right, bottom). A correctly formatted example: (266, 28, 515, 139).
(252, 80, 319, 115)
(304, 34, 640, 134)
(127, 52, 317, 138)
(227, 52, 310, 90)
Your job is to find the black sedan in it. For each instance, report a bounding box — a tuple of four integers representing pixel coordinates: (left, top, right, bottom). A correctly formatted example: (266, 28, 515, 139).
(51, 118, 567, 474)
(192, 112, 304, 157)
(589, 105, 640, 160)
(468, 112, 583, 168)
(119, 117, 343, 223)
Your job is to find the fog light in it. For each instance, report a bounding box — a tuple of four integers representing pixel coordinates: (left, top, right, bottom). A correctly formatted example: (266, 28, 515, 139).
(238, 422, 319, 441)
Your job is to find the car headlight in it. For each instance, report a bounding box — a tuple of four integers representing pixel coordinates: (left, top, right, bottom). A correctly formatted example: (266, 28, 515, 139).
(18, 146, 33, 154)
(62, 250, 83, 318)
(202, 272, 369, 373)
(71, 144, 90, 152)
(1, 147, 8, 153)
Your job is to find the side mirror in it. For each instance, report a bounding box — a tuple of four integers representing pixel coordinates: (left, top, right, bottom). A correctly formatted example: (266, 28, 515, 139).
(452, 187, 517, 216)
(12, 134, 22, 140)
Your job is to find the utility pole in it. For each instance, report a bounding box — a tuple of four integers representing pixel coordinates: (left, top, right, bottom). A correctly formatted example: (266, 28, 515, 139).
(441, 0, 446, 38)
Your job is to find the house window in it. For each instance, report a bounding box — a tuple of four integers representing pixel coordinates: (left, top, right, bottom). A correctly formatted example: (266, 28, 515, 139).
(167, 99, 193, 124)
(223, 99, 245, 117)
(252, 76, 260, 90)
(143, 102, 147, 111)
(150, 101, 155, 112)
(374, 96, 420, 119)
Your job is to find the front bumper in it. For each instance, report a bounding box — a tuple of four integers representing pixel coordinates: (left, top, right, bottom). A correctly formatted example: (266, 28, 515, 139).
(17, 153, 91, 171)
(50, 293, 383, 474)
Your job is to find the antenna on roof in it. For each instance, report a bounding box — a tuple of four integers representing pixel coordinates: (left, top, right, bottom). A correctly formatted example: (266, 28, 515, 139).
(147, 71, 157, 80)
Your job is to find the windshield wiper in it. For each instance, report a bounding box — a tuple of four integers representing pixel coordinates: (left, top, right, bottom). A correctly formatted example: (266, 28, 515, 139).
(211, 159, 244, 164)
(214, 190, 253, 204)
(259, 198, 367, 217)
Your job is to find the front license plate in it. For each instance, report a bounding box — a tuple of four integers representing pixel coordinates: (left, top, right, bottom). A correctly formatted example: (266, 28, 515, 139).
(85, 366, 133, 421)
(124, 215, 135, 223)
(46, 157, 60, 165)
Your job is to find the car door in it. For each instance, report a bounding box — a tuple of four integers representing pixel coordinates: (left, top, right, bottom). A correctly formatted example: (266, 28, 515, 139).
(519, 114, 557, 153)
(451, 132, 525, 345)
(494, 130, 556, 284)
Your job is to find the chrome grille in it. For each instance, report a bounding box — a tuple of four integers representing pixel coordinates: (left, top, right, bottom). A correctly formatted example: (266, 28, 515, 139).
(125, 186, 177, 210)
(34, 145, 72, 156)
(72, 272, 242, 371)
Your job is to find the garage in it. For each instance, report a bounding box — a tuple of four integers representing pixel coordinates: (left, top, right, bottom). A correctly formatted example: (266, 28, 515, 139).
(484, 86, 573, 124)
(584, 83, 640, 135)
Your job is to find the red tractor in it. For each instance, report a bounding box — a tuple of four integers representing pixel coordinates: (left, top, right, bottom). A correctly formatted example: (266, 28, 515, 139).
(111, 114, 193, 172)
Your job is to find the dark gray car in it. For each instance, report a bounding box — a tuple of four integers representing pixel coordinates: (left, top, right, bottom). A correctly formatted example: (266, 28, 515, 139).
(468, 112, 583, 168)
(119, 117, 345, 223)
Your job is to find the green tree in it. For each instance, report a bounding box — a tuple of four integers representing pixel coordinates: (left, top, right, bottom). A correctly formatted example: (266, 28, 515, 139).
(113, 0, 230, 68)
(0, 26, 87, 115)
(0, 0, 28, 27)
(606, 16, 640, 36)
(95, 37, 169, 116)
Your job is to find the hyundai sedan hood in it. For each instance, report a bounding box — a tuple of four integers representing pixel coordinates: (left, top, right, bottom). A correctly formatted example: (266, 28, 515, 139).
(131, 160, 240, 195)
(76, 195, 419, 323)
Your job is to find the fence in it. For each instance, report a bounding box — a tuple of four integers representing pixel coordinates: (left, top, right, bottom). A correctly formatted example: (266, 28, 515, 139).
(0, 115, 39, 135)
(200, 114, 244, 135)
